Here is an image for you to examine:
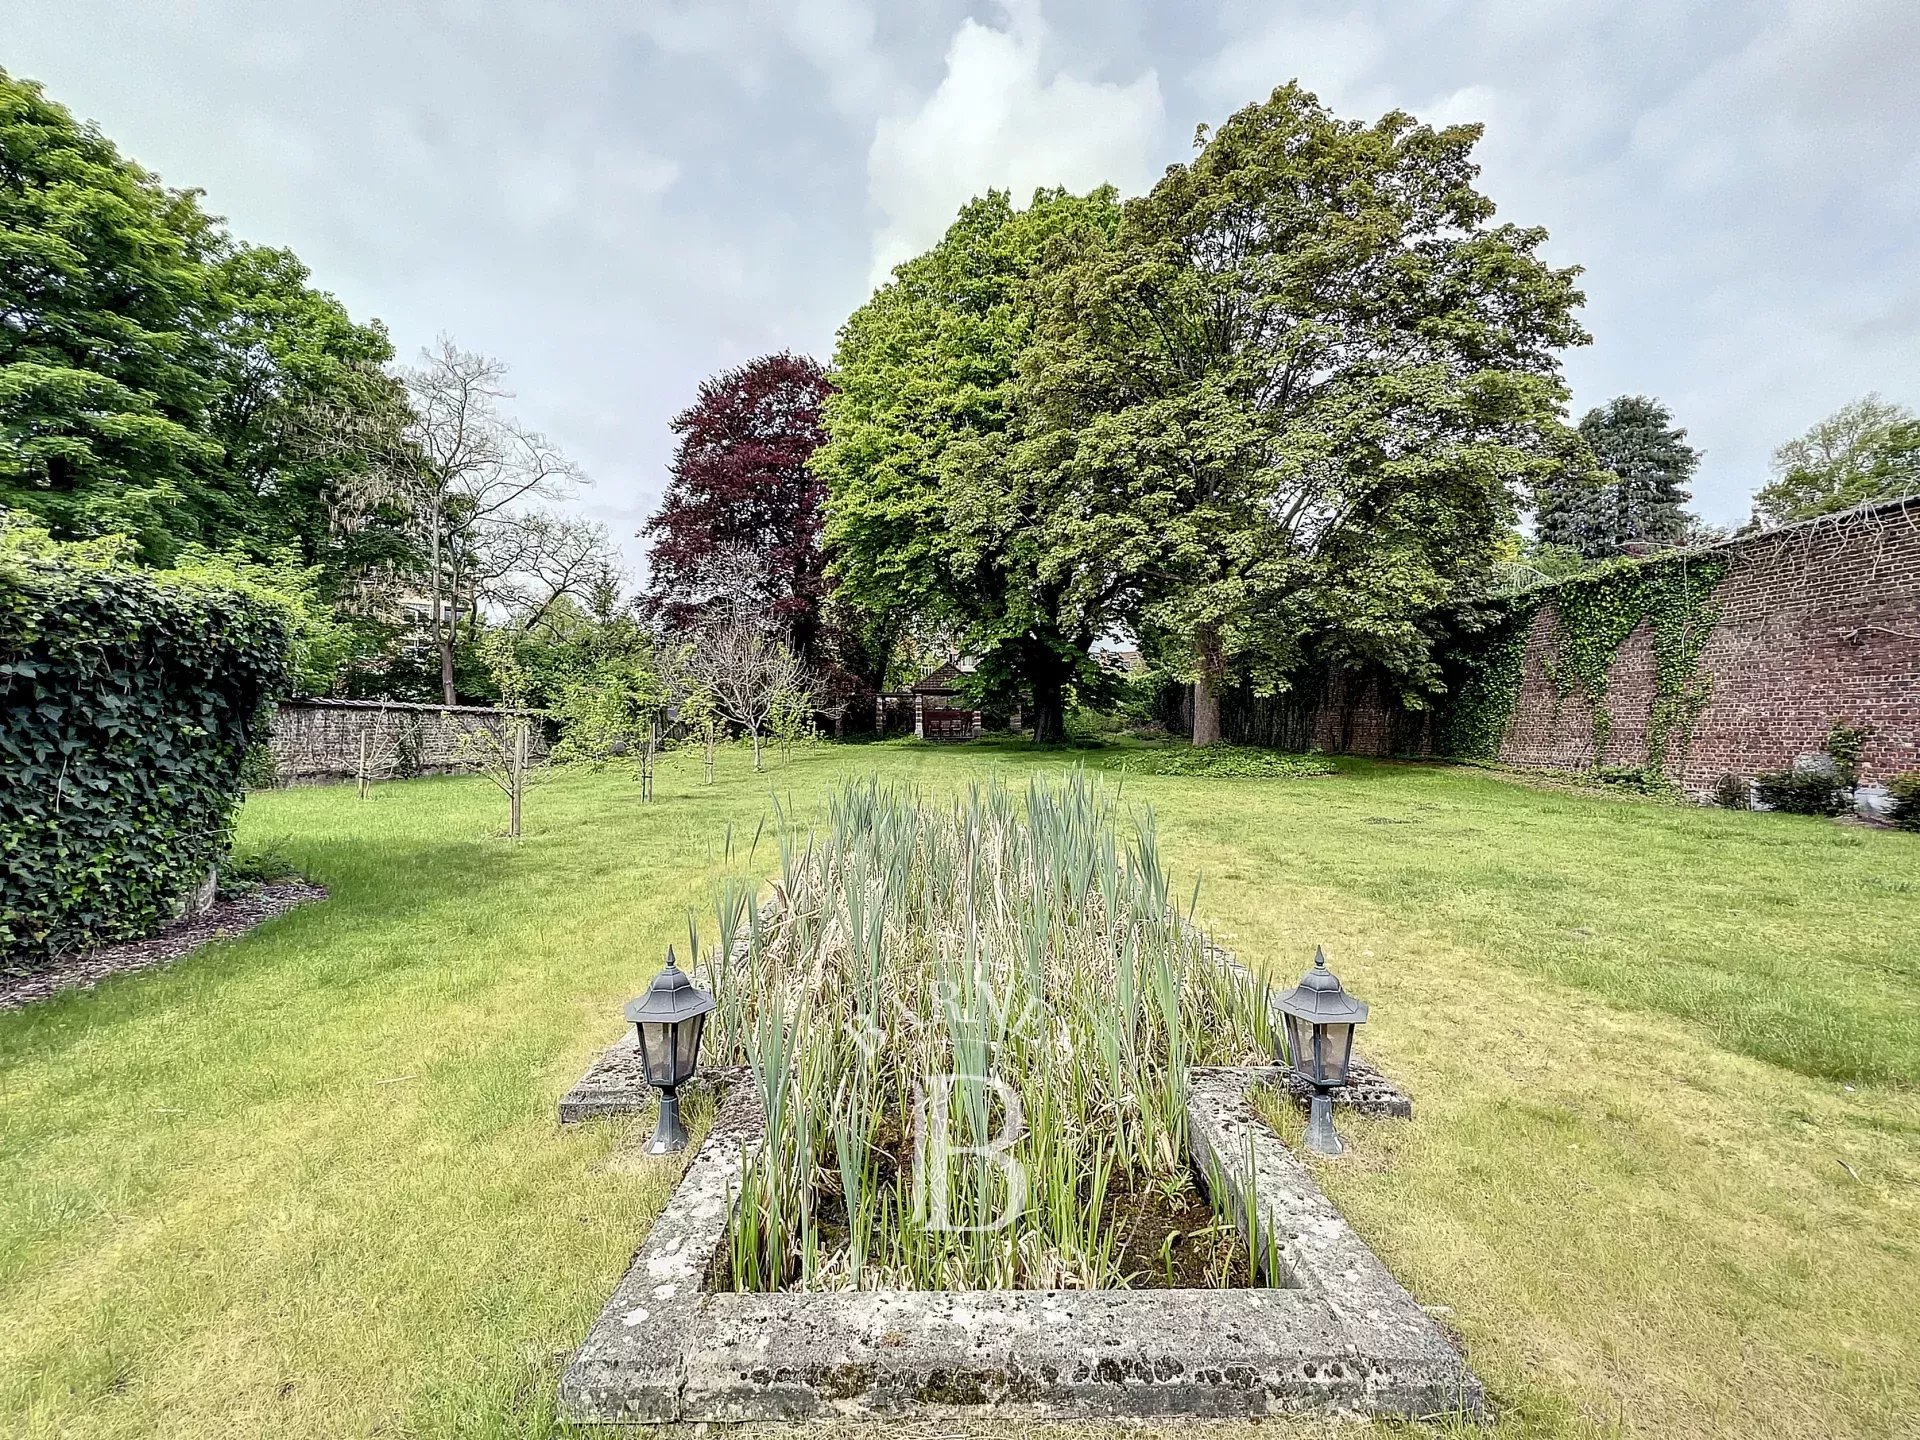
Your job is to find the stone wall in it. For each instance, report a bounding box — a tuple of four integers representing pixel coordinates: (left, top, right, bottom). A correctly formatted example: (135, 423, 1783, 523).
(1220, 496, 1920, 796)
(267, 700, 548, 785)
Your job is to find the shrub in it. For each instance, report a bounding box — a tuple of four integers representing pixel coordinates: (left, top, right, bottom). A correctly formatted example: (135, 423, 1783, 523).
(1712, 773, 1751, 810)
(1591, 764, 1670, 793)
(1130, 744, 1336, 779)
(1752, 768, 1850, 817)
(1889, 773, 1920, 832)
(219, 841, 301, 897)
(1, 550, 291, 963)
(1824, 719, 1874, 791)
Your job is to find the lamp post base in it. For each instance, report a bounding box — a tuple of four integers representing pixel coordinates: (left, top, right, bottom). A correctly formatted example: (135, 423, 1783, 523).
(648, 1088, 688, 1154)
(1303, 1092, 1343, 1157)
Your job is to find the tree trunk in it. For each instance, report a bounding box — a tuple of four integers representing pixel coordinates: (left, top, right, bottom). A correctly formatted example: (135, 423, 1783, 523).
(751, 731, 763, 771)
(357, 728, 371, 801)
(1024, 636, 1072, 745)
(1192, 629, 1224, 746)
(508, 724, 526, 838)
(430, 506, 457, 707)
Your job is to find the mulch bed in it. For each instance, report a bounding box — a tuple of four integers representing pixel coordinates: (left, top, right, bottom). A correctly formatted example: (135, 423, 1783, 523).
(0, 879, 328, 1013)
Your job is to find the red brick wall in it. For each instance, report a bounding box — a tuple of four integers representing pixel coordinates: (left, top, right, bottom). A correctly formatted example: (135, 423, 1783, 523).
(1270, 499, 1920, 793)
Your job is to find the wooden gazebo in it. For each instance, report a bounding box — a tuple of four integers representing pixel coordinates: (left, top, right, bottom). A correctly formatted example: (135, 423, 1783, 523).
(874, 660, 983, 742)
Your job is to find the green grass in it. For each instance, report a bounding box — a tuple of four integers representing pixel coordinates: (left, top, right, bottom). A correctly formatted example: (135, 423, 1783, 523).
(1, 740, 1916, 1439)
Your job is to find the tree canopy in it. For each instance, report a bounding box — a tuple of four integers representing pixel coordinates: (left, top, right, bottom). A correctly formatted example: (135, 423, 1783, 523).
(817, 187, 1123, 741)
(1753, 394, 1920, 525)
(1536, 395, 1700, 558)
(820, 91, 1593, 744)
(0, 69, 400, 569)
(643, 352, 832, 659)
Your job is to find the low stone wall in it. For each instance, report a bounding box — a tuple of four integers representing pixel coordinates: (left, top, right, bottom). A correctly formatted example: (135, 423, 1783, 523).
(267, 699, 547, 785)
(556, 1058, 1475, 1425)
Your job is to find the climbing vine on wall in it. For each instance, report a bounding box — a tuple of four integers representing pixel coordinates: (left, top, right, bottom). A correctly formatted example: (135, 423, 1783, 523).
(1640, 558, 1732, 773)
(1436, 601, 1542, 762)
(1434, 552, 1731, 776)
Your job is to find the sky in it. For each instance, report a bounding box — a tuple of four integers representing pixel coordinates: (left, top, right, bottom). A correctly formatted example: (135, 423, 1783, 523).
(8, 0, 1919, 580)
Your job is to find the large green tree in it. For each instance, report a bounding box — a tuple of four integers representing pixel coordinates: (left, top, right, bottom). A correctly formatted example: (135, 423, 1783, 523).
(205, 244, 408, 574)
(1535, 395, 1699, 558)
(817, 187, 1123, 741)
(1020, 86, 1590, 742)
(1, 68, 401, 574)
(1752, 394, 1920, 525)
(1, 69, 225, 556)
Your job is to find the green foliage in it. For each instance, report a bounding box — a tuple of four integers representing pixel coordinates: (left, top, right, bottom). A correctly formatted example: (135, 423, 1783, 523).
(1823, 719, 1873, 791)
(818, 186, 1123, 739)
(767, 684, 816, 763)
(1537, 395, 1700, 558)
(0, 546, 291, 962)
(1712, 773, 1751, 810)
(714, 774, 1274, 1292)
(1019, 85, 1591, 725)
(1641, 559, 1731, 772)
(549, 648, 669, 773)
(1754, 394, 1920, 524)
(164, 544, 371, 695)
(1435, 603, 1540, 762)
(0, 69, 400, 571)
(1753, 768, 1850, 818)
(1431, 550, 1729, 774)
(218, 839, 301, 897)
(1542, 554, 1729, 767)
(1887, 773, 1920, 832)
(1120, 745, 1336, 780)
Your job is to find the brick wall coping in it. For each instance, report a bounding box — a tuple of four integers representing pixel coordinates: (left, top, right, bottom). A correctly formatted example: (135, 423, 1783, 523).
(1498, 491, 1920, 605)
(278, 698, 546, 716)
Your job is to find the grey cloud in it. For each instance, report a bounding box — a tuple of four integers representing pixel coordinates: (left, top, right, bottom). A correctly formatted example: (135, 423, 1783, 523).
(5, 0, 1917, 568)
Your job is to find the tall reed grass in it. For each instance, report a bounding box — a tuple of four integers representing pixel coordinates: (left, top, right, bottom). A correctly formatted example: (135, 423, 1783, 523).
(701, 772, 1273, 1291)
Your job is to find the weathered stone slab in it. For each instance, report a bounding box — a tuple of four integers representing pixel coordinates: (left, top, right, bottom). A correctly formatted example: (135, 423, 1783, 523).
(560, 1078, 764, 1422)
(557, 1028, 748, 1124)
(1187, 1069, 1475, 1418)
(558, 1068, 1480, 1426)
(1209, 1059, 1413, 1120)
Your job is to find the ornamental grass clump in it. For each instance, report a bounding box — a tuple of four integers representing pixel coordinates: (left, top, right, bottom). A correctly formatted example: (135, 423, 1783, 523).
(702, 773, 1274, 1293)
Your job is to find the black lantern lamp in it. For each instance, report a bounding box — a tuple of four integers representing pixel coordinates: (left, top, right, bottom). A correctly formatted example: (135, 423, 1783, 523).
(624, 947, 716, 1154)
(1275, 947, 1370, 1156)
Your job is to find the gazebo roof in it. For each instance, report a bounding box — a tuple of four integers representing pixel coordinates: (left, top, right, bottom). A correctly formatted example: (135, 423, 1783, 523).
(911, 659, 974, 694)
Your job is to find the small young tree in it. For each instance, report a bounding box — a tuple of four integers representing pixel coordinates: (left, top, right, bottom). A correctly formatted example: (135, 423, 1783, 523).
(454, 631, 546, 839)
(552, 654, 669, 801)
(769, 681, 818, 765)
(353, 704, 405, 800)
(680, 614, 809, 771)
(677, 683, 725, 785)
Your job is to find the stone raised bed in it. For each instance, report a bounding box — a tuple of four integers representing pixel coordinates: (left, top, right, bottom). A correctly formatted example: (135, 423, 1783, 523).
(557, 1052, 1474, 1425)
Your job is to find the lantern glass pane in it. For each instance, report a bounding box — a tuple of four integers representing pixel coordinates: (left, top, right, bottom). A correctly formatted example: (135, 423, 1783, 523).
(1283, 1013, 1316, 1079)
(639, 1021, 677, 1087)
(674, 1012, 706, 1082)
(1319, 1023, 1355, 1085)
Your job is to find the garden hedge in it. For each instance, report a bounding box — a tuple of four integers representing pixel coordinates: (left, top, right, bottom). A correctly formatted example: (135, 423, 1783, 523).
(1, 555, 290, 966)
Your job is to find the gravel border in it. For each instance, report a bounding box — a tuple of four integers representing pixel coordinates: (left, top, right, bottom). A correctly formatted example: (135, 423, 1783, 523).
(0, 879, 329, 1012)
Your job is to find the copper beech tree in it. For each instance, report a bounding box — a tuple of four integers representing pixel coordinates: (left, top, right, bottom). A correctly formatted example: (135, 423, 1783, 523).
(641, 353, 832, 663)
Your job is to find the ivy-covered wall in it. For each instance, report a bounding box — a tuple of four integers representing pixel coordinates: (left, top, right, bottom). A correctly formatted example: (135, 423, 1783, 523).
(1, 556, 291, 965)
(1225, 497, 1920, 793)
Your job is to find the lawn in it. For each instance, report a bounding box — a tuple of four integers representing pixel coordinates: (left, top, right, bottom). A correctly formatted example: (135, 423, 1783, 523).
(2, 741, 1916, 1439)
